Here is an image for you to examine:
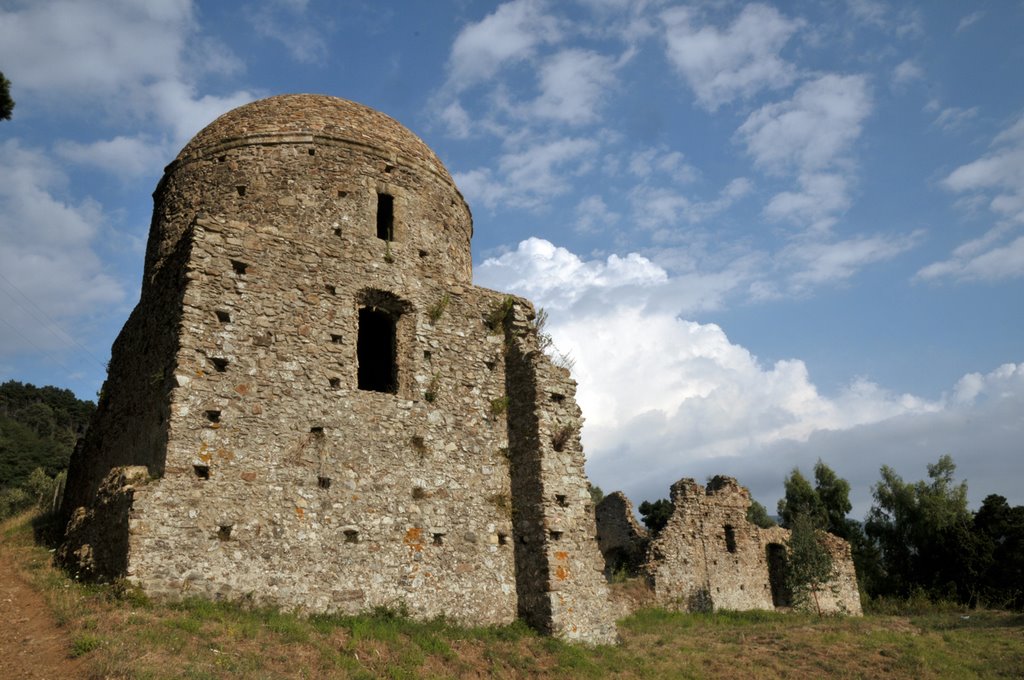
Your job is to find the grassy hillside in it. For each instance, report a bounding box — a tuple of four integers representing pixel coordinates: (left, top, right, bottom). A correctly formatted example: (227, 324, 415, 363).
(2, 514, 1022, 679)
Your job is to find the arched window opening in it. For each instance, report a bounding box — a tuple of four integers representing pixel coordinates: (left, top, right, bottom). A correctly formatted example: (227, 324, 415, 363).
(358, 307, 397, 393)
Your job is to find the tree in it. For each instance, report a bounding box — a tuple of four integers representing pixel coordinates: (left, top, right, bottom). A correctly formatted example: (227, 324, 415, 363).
(814, 460, 853, 538)
(972, 495, 1024, 609)
(638, 499, 673, 535)
(588, 483, 604, 506)
(865, 455, 973, 600)
(0, 71, 13, 121)
(786, 513, 834, 615)
(747, 499, 776, 528)
(778, 468, 825, 530)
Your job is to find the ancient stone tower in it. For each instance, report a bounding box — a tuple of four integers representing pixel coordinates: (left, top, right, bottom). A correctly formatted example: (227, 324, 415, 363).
(59, 94, 617, 644)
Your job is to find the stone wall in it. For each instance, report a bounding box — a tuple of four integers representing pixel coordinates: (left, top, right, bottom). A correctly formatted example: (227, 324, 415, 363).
(594, 477, 862, 616)
(594, 492, 648, 576)
(59, 95, 617, 645)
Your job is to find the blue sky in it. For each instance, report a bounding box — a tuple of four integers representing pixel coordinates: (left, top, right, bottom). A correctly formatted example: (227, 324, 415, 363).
(1, 0, 1022, 517)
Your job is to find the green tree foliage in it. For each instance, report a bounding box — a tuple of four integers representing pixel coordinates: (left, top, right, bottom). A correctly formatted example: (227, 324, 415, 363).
(0, 381, 94, 520)
(970, 495, 1024, 609)
(638, 499, 673, 535)
(588, 483, 604, 506)
(786, 513, 834, 615)
(777, 467, 825, 530)
(865, 455, 974, 600)
(746, 499, 776, 528)
(0, 71, 13, 121)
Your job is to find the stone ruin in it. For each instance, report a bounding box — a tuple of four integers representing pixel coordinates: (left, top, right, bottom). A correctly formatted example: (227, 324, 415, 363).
(595, 477, 862, 616)
(58, 94, 618, 645)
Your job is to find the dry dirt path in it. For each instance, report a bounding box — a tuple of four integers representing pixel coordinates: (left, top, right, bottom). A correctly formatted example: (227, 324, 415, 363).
(0, 539, 87, 680)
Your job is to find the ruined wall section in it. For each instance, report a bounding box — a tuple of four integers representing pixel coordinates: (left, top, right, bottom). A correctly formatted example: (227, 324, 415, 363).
(60, 223, 191, 531)
(647, 477, 775, 612)
(503, 304, 618, 645)
(594, 492, 648, 576)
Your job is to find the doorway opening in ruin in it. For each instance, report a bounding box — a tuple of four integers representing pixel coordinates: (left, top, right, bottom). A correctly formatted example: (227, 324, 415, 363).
(766, 543, 791, 607)
(376, 193, 394, 241)
(357, 307, 397, 393)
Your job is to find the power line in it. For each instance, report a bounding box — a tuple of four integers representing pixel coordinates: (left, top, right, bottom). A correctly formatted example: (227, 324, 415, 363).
(0, 270, 108, 371)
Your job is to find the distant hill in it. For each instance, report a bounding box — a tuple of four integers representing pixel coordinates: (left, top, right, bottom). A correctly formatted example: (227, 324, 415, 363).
(0, 380, 95, 488)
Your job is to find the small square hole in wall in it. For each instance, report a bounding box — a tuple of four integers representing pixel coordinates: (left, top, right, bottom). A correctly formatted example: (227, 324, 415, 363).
(498, 533, 508, 546)
(210, 357, 228, 373)
(325, 284, 336, 295)
(310, 426, 324, 436)
(423, 350, 432, 360)
(308, 148, 316, 156)
(384, 164, 395, 174)
(556, 494, 568, 508)
(215, 310, 231, 323)
(549, 530, 563, 541)
(344, 529, 359, 544)
(550, 393, 565, 403)
(193, 464, 210, 480)
(205, 410, 221, 424)
(432, 533, 445, 546)
(412, 486, 426, 500)
(329, 377, 341, 389)
(218, 525, 232, 541)
(485, 361, 496, 371)
(218, 155, 226, 163)
(235, 186, 246, 197)
(337, 190, 348, 198)
(418, 250, 428, 258)
(333, 227, 342, 237)
(330, 334, 342, 344)
(230, 260, 248, 275)
(318, 476, 331, 489)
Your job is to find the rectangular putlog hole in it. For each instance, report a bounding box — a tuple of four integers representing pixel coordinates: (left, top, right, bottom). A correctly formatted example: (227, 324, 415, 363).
(218, 524, 232, 541)
(230, 260, 248, 275)
(318, 476, 331, 489)
(330, 334, 343, 344)
(329, 377, 341, 389)
(210, 357, 229, 373)
(555, 494, 568, 508)
(193, 464, 210, 480)
(344, 529, 359, 544)
(215, 310, 231, 323)
(549, 530, 563, 541)
(205, 410, 221, 423)
(432, 533, 445, 546)
(235, 186, 246, 197)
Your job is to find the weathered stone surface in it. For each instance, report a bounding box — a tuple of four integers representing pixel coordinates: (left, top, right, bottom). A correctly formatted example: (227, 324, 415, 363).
(595, 477, 862, 616)
(59, 94, 617, 644)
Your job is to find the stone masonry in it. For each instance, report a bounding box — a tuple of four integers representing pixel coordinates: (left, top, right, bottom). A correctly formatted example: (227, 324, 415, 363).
(59, 94, 617, 644)
(595, 477, 862, 616)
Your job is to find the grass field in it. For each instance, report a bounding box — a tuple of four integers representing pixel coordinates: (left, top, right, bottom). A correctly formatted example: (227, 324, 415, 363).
(3, 513, 1022, 679)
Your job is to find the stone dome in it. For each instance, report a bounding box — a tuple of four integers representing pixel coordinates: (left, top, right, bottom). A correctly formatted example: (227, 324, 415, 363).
(175, 94, 455, 186)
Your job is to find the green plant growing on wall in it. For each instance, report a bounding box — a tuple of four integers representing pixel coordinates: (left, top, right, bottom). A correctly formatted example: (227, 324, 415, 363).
(485, 296, 515, 331)
(551, 425, 573, 452)
(383, 240, 395, 263)
(427, 293, 451, 323)
(489, 396, 509, 418)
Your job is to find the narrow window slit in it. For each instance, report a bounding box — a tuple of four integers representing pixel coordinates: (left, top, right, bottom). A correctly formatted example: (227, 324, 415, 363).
(344, 529, 359, 544)
(317, 476, 331, 489)
(230, 260, 248, 275)
(215, 310, 231, 323)
(376, 193, 394, 241)
(725, 525, 737, 553)
(205, 410, 221, 424)
(210, 357, 228, 373)
(193, 464, 210, 480)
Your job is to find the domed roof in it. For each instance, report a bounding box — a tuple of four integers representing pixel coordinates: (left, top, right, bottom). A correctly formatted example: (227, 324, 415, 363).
(175, 94, 453, 183)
